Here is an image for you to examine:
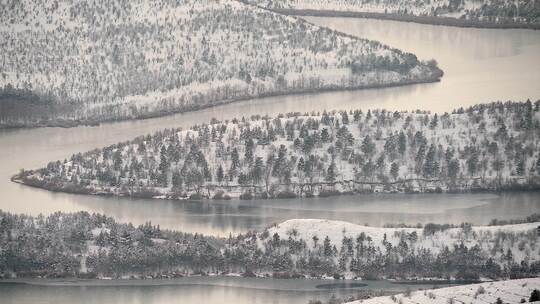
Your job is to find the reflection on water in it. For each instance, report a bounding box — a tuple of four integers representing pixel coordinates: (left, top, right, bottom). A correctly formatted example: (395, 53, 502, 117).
(304, 16, 540, 112)
(0, 277, 448, 304)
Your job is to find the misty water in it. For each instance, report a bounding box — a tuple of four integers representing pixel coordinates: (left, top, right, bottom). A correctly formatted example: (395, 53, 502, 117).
(0, 277, 454, 304)
(1, 17, 540, 304)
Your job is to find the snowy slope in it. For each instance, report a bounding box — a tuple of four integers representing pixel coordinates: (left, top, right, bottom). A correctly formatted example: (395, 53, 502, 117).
(266, 219, 540, 256)
(0, 0, 440, 127)
(249, 0, 540, 26)
(347, 277, 540, 304)
(17, 101, 540, 200)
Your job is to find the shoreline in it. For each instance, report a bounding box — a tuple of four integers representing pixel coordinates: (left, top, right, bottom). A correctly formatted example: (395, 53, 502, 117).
(0, 275, 482, 286)
(267, 8, 540, 30)
(0, 74, 442, 130)
(11, 173, 540, 202)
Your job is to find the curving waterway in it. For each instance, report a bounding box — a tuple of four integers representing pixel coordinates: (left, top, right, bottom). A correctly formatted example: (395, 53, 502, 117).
(1, 17, 540, 304)
(0, 277, 456, 304)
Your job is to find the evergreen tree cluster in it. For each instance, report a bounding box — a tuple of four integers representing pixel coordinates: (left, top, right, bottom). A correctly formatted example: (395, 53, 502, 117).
(1, 210, 538, 280)
(19, 101, 540, 199)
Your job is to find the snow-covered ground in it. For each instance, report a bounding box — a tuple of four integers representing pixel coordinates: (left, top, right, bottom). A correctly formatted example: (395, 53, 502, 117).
(0, 0, 439, 127)
(268, 219, 540, 250)
(346, 277, 540, 303)
(17, 101, 540, 200)
(266, 218, 540, 260)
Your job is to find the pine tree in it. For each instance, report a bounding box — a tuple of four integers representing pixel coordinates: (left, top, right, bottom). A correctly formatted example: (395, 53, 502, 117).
(326, 161, 337, 183)
(515, 157, 525, 176)
(448, 159, 460, 182)
(297, 157, 305, 172)
(323, 236, 332, 257)
(429, 113, 438, 129)
(361, 135, 375, 157)
(520, 99, 533, 130)
(390, 162, 399, 180)
(398, 131, 407, 155)
(231, 148, 240, 169)
(159, 145, 169, 172)
(244, 139, 254, 164)
(252, 157, 264, 184)
(423, 144, 439, 178)
(216, 165, 224, 183)
(321, 128, 330, 142)
(467, 152, 479, 176)
(172, 171, 183, 189)
(495, 123, 508, 140)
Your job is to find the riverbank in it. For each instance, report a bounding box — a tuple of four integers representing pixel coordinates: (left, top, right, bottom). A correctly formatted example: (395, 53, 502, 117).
(12, 172, 540, 201)
(0, 275, 476, 286)
(269, 8, 540, 30)
(0, 72, 442, 130)
(12, 101, 540, 202)
(346, 277, 540, 304)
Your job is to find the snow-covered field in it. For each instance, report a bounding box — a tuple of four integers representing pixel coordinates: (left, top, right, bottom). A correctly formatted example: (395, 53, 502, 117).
(268, 219, 540, 251)
(346, 277, 540, 303)
(266, 218, 540, 262)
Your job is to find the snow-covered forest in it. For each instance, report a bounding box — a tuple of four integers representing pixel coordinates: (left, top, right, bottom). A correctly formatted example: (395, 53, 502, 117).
(248, 0, 540, 27)
(1, 210, 539, 280)
(14, 100, 540, 200)
(0, 0, 441, 128)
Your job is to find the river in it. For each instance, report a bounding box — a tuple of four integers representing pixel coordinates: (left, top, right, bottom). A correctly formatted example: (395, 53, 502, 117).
(0, 277, 459, 304)
(1, 17, 540, 304)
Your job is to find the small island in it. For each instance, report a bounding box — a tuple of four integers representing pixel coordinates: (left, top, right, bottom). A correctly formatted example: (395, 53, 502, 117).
(13, 100, 540, 200)
(1, 210, 539, 281)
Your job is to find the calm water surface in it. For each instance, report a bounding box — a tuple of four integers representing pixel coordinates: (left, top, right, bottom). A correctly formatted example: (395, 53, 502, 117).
(0, 277, 453, 304)
(1, 18, 540, 303)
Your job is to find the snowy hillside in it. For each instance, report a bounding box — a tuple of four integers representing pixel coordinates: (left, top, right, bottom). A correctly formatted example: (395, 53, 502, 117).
(14, 101, 540, 200)
(250, 216, 540, 279)
(0, 0, 441, 128)
(252, 217, 540, 280)
(2, 210, 539, 280)
(267, 218, 540, 255)
(248, 0, 540, 27)
(346, 277, 540, 304)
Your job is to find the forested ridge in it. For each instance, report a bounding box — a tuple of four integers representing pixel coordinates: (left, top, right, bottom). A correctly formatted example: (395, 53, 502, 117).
(248, 0, 540, 28)
(14, 100, 540, 200)
(0, 0, 440, 128)
(1, 211, 539, 281)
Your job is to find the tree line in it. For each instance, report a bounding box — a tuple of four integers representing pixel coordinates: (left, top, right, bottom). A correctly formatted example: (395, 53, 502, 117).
(16, 100, 540, 199)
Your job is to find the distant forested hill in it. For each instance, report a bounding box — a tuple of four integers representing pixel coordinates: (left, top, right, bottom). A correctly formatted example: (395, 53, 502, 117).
(14, 101, 540, 199)
(247, 0, 540, 28)
(0, 0, 441, 128)
(1, 211, 539, 280)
